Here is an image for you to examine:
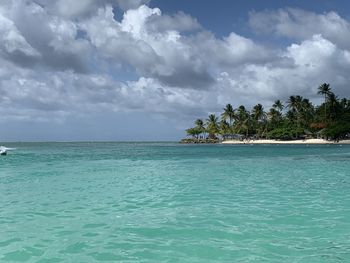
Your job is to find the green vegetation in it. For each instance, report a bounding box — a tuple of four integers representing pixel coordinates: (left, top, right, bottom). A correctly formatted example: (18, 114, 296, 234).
(183, 84, 350, 143)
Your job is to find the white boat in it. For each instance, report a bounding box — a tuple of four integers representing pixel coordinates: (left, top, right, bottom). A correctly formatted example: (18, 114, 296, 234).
(0, 146, 16, 155)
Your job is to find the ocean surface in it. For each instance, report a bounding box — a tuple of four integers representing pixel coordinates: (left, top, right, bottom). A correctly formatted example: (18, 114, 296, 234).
(0, 142, 350, 262)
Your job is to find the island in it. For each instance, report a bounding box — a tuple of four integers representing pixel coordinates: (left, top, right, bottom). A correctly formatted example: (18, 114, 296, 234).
(181, 83, 350, 144)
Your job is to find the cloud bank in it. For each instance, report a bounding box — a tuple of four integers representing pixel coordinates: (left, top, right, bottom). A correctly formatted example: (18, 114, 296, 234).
(0, 1, 350, 139)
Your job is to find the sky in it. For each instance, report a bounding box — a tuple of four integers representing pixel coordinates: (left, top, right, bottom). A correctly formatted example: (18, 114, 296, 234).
(0, 0, 350, 141)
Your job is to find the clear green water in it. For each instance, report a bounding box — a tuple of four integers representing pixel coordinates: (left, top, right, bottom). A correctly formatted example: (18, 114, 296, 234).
(0, 142, 350, 262)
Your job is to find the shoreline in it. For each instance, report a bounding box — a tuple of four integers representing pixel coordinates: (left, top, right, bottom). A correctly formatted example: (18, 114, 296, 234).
(222, 139, 350, 145)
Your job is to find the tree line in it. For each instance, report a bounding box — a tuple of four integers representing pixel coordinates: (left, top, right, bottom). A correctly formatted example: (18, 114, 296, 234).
(184, 83, 350, 142)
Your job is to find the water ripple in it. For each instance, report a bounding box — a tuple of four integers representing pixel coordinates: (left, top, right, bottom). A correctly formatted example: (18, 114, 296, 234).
(0, 143, 350, 262)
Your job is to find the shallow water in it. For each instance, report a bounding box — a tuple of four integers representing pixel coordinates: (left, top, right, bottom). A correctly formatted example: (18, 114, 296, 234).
(1, 142, 350, 262)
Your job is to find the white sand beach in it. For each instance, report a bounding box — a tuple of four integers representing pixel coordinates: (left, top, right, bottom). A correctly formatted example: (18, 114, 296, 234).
(222, 139, 350, 144)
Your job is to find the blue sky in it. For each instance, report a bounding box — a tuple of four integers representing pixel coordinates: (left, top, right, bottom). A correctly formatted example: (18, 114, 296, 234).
(0, 0, 350, 141)
(151, 0, 350, 36)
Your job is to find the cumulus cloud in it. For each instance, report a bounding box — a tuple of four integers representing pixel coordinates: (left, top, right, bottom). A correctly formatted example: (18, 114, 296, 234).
(217, 34, 350, 107)
(80, 5, 215, 89)
(0, 6, 40, 65)
(249, 8, 350, 49)
(146, 11, 201, 33)
(0, 1, 350, 136)
(0, 1, 92, 72)
(80, 4, 273, 89)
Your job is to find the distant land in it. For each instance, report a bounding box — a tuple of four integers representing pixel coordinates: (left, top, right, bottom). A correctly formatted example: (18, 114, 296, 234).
(182, 83, 350, 144)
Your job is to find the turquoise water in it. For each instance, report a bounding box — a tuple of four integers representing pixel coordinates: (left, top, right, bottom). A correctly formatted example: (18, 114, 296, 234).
(1, 143, 350, 262)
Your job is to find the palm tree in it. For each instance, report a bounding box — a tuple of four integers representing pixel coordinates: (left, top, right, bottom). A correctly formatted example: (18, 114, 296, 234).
(287, 96, 297, 112)
(267, 108, 281, 128)
(186, 128, 201, 139)
(183, 80, 350, 142)
(294, 95, 309, 128)
(219, 120, 230, 139)
(299, 98, 314, 127)
(286, 110, 296, 123)
(318, 83, 331, 123)
(195, 119, 204, 128)
(237, 105, 248, 118)
(327, 92, 339, 122)
(252, 104, 266, 122)
(252, 104, 267, 137)
(221, 104, 235, 126)
(273, 100, 284, 113)
(271, 100, 284, 127)
(206, 114, 219, 139)
(287, 96, 298, 125)
(195, 119, 205, 138)
(287, 95, 303, 138)
(235, 105, 250, 137)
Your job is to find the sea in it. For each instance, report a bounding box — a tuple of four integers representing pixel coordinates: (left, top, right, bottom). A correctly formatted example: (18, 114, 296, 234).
(0, 142, 350, 262)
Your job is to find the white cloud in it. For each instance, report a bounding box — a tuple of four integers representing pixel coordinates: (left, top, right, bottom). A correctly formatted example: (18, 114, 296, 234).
(0, 1, 350, 136)
(55, 0, 96, 18)
(249, 8, 350, 49)
(81, 5, 215, 88)
(216, 34, 350, 106)
(0, 7, 40, 59)
(143, 10, 201, 33)
(81, 5, 272, 89)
